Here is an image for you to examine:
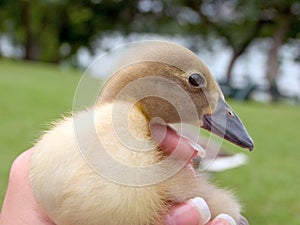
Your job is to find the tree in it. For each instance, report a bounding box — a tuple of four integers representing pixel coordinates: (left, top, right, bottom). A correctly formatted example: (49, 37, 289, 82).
(261, 0, 300, 100)
(0, 0, 299, 102)
(141, 0, 299, 100)
(179, 0, 270, 85)
(0, 0, 141, 62)
(0, 0, 70, 62)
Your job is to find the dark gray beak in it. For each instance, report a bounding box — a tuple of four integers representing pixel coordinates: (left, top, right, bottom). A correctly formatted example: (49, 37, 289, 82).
(201, 97, 254, 151)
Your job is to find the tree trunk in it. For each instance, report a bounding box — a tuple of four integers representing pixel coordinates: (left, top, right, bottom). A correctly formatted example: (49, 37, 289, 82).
(22, 1, 39, 61)
(266, 16, 291, 101)
(225, 21, 265, 86)
(225, 50, 242, 85)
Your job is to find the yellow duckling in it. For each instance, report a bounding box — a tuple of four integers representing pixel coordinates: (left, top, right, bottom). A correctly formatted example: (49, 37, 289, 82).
(30, 41, 253, 225)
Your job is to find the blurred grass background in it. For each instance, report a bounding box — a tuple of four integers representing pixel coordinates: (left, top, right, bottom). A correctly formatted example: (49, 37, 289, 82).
(0, 59, 81, 204)
(0, 59, 300, 224)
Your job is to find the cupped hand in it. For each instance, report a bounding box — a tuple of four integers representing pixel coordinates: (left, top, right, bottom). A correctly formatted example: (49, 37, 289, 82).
(151, 124, 240, 225)
(0, 124, 239, 225)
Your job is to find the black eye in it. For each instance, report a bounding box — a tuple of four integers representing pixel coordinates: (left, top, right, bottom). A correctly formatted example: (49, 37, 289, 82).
(188, 73, 205, 87)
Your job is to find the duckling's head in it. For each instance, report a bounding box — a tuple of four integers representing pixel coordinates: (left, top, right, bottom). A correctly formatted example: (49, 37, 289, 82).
(99, 41, 254, 150)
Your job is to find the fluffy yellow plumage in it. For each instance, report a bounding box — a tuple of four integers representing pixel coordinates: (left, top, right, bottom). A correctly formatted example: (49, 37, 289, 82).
(30, 41, 253, 225)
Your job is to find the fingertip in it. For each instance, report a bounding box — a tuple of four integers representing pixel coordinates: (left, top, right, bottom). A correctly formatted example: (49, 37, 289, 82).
(187, 197, 211, 224)
(150, 124, 199, 161)
(239, 215, 249, 225)
(207, 214, 237, 225)
(165, 197, 211, 225)
(165, 203, 200, 225)
(215, 214, 236, 225)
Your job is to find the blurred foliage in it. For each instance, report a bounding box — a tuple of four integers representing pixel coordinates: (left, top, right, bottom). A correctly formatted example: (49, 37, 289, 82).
(0, 0, 299, 62)
(0, 0, 141, 62)
(0, 0, 299, 96)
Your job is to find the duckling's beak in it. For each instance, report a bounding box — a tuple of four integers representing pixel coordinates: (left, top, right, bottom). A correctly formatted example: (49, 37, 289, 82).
(201, 97, 254, 151)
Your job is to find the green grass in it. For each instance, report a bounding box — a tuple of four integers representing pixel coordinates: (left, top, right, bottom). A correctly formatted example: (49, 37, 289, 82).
(0, 60, 300, 224)
(214, 101, 300, 225)
(0, 59, 82, 203)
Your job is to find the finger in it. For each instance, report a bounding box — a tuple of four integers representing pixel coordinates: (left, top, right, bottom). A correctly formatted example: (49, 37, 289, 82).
(0, 148, 55, 225)
(239, 215, 249, 225)
(165, 197, 211, 225)
(206, 214, 237, 225)
(150, 123, 205, 160)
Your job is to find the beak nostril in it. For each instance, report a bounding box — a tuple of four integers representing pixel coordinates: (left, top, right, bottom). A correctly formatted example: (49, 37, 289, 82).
(227, 110, 234, 117)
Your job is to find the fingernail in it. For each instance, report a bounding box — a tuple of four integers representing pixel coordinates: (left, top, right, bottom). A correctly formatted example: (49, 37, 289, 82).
(165, 214, 176, 225)
(186, 140, 206, 158)
(212, 214, 237, 225)
(187, 197, 211, 224)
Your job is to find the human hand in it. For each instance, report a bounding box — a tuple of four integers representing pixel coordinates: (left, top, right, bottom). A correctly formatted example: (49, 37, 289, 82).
(0, 125, 238, 225)
(0, 149, 55, 225)
(151, 124, 240, 225)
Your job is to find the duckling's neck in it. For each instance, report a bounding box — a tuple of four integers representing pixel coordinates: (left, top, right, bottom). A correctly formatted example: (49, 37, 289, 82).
(98, 62, 187, 124)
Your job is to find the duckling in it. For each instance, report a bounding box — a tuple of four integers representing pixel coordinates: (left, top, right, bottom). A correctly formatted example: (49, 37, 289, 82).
(29, 41, 254, 225)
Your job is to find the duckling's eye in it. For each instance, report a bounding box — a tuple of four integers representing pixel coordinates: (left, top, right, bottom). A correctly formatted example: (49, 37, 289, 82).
(188, 73, 205, 87)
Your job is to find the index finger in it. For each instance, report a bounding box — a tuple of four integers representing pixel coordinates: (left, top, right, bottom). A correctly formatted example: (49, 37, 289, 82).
(150, 123, 205, 160)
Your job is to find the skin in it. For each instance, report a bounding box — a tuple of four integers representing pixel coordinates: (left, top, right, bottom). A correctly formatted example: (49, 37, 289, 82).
(0, 126, 233, 225)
